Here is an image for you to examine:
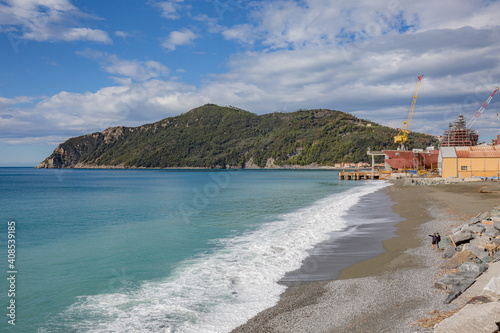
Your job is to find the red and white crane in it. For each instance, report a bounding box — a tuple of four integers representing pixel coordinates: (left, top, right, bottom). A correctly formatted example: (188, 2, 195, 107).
(466, 87, 499, 129)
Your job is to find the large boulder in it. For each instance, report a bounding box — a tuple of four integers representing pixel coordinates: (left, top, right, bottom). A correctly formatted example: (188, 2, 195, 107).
(483, 225, 500, 238)
(459, 262, 488, 273)
(478, 211, 490, 221)
(482, 209, 500, 229)
(438, 235, 452, 249)
(443, 245, 457, 259)
(481, 256, 492, 264)
(443, 273, 484, 304)
(441, 249, 477, 269)
(435, 271, 481, 291)
(451, 230, 475, 245)
(468, 217, 480, 224)
(461, 223, 486, 234)
(462, 243, 489, 260)
(470, 235, 493, 247)
(491, 238, 500, 245)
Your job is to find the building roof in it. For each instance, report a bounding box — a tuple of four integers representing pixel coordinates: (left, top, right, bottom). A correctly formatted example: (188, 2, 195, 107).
(455, 145, 500, 158)
(440, 147, 457, 158)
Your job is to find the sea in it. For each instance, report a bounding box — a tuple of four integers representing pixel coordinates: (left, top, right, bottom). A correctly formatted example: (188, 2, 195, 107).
(0, 168, 394, 332)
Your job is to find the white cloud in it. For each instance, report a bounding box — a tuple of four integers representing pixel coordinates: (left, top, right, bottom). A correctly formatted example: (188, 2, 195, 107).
(162, 28, 197, 51)
(219, 0, 499, 51)
(77, 50, 170, 82)
(222, 24, 256, 45)
(0, 80, 203, 143)
(148, 0, 188, 20)
(399, 0, 500, 31)
(0, 96, 37, 107)
(0, 0, 111, 43)
(61, 27, 111, 43)
(115, 30, 130, 39)
(1, 135, 70, 145)
(193, 14, 223, 34)
(3, 0, 500, 150)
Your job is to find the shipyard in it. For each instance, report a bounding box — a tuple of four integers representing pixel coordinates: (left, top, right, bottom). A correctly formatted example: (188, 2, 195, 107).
(340, 76, 500, 182)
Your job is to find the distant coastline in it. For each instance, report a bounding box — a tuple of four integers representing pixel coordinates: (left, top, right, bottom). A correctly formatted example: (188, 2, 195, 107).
(35, 163, 368, 170)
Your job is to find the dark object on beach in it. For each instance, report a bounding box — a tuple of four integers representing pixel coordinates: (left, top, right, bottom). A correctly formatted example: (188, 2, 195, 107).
(466, 295, 492, 305)
(436, 233, 441, 244)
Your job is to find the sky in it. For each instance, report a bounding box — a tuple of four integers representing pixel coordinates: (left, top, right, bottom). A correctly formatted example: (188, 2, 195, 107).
(1, 0, 500, 166)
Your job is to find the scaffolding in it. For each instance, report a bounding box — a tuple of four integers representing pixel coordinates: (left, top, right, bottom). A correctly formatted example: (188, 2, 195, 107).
(441, 115, 479, 147)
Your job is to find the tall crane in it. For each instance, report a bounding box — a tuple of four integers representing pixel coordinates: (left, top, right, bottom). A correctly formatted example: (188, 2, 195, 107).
(394, 75, 423, 150)
(466, 87, 499, 129)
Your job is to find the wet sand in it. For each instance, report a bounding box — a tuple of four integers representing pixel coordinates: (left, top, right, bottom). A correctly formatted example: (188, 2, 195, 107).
(281, 186, 403, 284)
(232, 180, 500, 333)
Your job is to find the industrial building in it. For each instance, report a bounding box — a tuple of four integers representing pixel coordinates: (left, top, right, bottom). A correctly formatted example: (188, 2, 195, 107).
(438, 145, 500, 178)
(369, 77, 500, 181)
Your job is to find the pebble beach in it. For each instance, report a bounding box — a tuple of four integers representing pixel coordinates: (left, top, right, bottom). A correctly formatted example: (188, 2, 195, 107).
(232, 180, 500, 333)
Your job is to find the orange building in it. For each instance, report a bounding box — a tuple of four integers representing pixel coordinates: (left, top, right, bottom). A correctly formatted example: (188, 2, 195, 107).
(439, 145, 500, 178)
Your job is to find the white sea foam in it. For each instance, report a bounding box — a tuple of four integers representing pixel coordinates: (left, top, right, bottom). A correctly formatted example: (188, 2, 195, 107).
(57, 181, 389, 333)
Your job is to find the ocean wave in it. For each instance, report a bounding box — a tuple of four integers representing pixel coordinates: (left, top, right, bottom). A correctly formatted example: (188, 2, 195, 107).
(47, 181, 389, 333)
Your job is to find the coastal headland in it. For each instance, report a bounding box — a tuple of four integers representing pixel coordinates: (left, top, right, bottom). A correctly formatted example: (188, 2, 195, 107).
(36, 104, 436, 170)
(232, 180, 500, 333)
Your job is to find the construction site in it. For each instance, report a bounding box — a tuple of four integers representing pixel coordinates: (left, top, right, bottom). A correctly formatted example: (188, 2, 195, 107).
(340, 76, 500, 181)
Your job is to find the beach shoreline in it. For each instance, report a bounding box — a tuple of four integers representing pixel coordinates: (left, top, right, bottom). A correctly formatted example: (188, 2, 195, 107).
(232, 180, 500, 333)
(280, 183, 403, 285)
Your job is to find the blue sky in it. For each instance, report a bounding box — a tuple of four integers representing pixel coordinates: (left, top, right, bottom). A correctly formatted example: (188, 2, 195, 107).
(1, 0, 500, 166)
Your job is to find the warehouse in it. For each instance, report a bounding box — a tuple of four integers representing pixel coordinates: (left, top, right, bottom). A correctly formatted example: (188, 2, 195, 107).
(439, 145, 500, 178)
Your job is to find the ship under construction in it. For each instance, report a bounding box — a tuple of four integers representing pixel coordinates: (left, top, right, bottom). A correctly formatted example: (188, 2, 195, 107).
(441, 114, 479, 147)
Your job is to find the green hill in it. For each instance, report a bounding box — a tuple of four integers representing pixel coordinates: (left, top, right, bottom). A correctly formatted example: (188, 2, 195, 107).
(37, 104, 437, 168)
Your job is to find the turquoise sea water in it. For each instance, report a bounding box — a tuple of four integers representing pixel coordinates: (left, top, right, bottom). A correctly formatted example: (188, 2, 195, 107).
(0, 168, 388, 332)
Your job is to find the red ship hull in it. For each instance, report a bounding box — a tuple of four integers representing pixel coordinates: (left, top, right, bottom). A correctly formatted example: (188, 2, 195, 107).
(383, 150, 438, 170)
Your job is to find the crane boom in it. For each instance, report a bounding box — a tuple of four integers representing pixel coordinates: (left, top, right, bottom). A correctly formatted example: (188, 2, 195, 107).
(466, 87, 499, 129)
(394, 75, 423, 149)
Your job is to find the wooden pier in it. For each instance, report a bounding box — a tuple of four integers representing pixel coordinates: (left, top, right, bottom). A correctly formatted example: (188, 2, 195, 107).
(338, 170, 382, 180)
